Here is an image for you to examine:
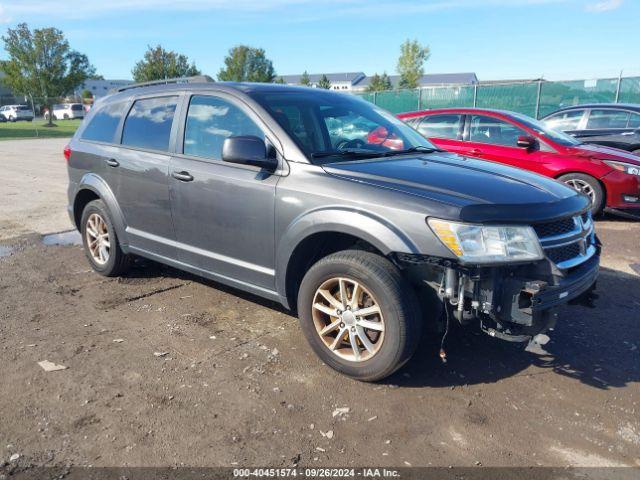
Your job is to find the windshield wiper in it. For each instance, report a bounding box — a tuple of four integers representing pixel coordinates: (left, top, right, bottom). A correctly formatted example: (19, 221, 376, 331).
(379, 146, 445, 156)
(311, 149, 380, 159)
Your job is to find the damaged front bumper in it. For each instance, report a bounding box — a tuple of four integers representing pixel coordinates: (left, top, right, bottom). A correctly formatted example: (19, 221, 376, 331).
(395, 243, 600, 344)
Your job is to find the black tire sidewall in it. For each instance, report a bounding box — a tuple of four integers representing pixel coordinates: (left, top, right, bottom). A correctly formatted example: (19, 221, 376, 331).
(559, 173, 604, 216)
(297, 251, 420, 381)
(80, 200, 120, 275)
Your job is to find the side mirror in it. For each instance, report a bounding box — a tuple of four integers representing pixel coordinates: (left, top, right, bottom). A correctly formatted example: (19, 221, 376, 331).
(222, 136, 277, 170)
(517, 135, 537, 150)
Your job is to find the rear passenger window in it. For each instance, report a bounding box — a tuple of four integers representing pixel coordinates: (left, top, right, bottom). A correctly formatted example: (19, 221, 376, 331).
(81, 102, 127, 143)
(183, 95, 264, 160)
(416, 114, 463, 139)
(586, 110, 629, 129)
(121, 97, 178, 151)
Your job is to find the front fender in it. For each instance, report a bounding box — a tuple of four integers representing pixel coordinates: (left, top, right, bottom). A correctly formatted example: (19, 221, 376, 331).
(275, 207, 419, 301)
(76, 173, 129, 250)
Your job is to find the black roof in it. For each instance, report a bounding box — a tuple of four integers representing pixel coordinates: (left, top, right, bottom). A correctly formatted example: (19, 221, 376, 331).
(550, 103, 640, 112)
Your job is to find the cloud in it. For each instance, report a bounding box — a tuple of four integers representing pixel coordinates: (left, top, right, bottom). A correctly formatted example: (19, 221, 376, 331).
(0, 0, 571, 22)
(586, 0, 623, 12)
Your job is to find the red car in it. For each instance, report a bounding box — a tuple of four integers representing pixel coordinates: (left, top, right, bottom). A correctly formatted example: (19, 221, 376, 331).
(397, 108, 640, 217)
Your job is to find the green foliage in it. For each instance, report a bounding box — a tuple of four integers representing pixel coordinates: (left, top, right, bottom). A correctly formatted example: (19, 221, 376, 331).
(367, 72, 393, 92)
(1, 23, 95, 126)
(81, 89, 93, 99)
(274, 76, 286, 84)
(300, 71, 311, 86)
(317, 74, 331, 89)
(132, 45, 200, 83)
(217, 45, 275, 83)
(397, 39, 430, 89)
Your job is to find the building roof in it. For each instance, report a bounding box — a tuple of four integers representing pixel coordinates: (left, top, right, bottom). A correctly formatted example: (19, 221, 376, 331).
(281, 72, 366, 84)
(354, 72, 478, 89)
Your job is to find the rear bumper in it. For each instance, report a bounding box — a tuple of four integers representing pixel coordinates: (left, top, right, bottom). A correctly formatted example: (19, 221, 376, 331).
(601, 170, 640, 209)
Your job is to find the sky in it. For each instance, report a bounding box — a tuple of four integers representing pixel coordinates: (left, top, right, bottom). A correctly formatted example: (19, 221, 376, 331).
(0, 0, 637, 82)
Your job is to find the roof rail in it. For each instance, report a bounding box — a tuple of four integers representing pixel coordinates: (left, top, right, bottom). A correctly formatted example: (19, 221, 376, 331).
(114, 75, 215, 93)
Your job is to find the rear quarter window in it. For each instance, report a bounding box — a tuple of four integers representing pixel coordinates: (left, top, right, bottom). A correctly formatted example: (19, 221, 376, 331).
(80, 101, 128, 143)
(121, 97, 178, 152)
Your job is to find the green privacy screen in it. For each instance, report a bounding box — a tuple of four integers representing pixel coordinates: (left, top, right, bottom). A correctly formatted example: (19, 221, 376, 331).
(357, 76, 640, 118)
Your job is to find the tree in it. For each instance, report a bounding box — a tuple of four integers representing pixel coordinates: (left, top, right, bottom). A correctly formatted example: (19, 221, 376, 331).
(299, 71, 311, 86)
(81, 89, 93, 100)
(274, 76, 286, 84)
(1, 23, 95, 126)
(317, 74, 331, 89)
(397, 39, 430, 89)
(217, 45, 275, 83)
(132, 45, 200, 83)
(366, 72, 393, 92)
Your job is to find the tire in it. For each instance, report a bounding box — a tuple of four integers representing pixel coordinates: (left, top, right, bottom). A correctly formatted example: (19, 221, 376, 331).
(297, 250, 422, 382)
(80, 199, 131, 277)
(9, 116, 15, 122)
(558, 173, 604, 216)
(63, 114, 69, 120)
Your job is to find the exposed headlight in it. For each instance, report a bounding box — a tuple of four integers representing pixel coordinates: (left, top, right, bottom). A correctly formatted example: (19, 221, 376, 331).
(427, 218, 544, 264)
(603, 160, 640, 176)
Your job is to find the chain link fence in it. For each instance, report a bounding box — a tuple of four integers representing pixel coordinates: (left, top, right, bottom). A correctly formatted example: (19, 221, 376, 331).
(357, 76, 640, 118)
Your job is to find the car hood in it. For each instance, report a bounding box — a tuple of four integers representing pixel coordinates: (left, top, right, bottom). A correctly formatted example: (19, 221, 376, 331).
(569, 143, 640, 164)
(323, 153, 590, 223)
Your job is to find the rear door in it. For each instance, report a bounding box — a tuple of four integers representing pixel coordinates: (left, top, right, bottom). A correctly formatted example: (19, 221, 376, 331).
(114, 95, 180, 258)
(168, 93, 280, 290)
(543, 109, 586, 136)
(413, 113, 467, 154)
(460, 114, 551, 175)
(577, 108, 640, 151)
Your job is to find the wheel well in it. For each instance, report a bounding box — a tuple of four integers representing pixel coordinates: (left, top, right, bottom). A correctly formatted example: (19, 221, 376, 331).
(73, 189, 100, 229)
(285, 232, 383, 311)
(555, 171, 607, 205)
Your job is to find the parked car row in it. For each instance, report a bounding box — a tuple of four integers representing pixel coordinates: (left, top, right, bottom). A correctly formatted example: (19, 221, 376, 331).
(0, 103, 89, 122)
(397, 107, 640, 218)
(44, 103, 86, 120)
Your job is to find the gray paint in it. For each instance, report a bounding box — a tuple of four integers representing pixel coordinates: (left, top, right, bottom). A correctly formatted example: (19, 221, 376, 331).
(67, 82, 587, 309)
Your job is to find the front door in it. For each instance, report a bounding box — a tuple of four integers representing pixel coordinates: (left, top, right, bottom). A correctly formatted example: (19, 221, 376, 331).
(169, 94, 279, 290)
(459, 114, 550, 175)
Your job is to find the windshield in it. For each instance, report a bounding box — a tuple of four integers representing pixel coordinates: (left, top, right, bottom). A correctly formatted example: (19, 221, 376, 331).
(249, 90, 437, 163)
(510, 112, 581, 147)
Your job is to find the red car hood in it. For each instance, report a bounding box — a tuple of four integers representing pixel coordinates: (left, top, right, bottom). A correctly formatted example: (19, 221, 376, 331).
(568, 143, 640, 164)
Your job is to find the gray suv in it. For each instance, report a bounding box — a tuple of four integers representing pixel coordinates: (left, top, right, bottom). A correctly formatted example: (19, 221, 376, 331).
(66, 77, 599, 381)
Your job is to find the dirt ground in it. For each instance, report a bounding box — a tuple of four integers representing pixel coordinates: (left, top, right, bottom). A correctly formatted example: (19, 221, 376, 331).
(0, 139, 639, 471)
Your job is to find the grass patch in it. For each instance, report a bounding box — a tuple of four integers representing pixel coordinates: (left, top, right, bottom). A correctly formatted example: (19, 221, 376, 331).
(0, 119, 81, 140)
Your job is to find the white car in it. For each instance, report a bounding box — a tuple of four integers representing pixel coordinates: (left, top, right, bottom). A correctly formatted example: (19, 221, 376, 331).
(45, 103, 85, 120)
(0, 105, 34, 122)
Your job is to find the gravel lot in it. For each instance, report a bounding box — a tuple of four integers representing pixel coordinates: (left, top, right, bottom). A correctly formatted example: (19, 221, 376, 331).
(0, 139, 639, 471)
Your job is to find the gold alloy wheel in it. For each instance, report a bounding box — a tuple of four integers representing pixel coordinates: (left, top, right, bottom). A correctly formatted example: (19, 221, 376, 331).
(85, 213, 110, 265)
(311, 277, 385, 362)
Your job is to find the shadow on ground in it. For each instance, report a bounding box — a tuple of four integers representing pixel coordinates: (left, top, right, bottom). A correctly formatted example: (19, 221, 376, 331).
(111, 255, 640, 392)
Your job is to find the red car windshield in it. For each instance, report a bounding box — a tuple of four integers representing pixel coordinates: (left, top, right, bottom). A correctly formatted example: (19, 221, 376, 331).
(510, 112, 581, 147)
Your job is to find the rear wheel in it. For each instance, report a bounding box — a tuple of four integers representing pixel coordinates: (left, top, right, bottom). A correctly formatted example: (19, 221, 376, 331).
(81, 199, 131, 276)
(297, 250, 422, 381)
(558, 173, 604, 216)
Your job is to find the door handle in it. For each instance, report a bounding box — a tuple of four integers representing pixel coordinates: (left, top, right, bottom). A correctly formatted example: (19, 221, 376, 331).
(172, 170, 194, 182)
(105, 158, 119, 167)
(469, 148, 483, 155)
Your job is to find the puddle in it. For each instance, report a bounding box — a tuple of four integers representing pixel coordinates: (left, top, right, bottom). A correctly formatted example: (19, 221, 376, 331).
(42, 230, 82, 246)
(0, 245, 15, 258)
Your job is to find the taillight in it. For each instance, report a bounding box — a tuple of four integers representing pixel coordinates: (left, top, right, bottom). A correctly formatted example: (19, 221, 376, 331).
(63, 145, 71, 162)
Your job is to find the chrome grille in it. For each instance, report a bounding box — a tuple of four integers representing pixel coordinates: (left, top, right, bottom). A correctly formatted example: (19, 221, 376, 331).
(534, 213, 596, 269)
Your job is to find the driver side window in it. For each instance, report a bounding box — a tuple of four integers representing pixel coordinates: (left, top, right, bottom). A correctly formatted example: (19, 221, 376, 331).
(469, 115, 526, 147)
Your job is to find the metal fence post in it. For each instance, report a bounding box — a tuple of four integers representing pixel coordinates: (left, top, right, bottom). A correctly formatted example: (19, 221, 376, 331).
(373, 91, 377, 106)
(614, 71, 622, 103)
(417, 88, 422, 110)
(534, 80, 542, 119)
(473, 84, 477, 107)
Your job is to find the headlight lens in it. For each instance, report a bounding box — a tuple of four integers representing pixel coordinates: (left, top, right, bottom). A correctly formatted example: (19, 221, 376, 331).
(428, 218, 544, 263)
(603, 160, 640, 176)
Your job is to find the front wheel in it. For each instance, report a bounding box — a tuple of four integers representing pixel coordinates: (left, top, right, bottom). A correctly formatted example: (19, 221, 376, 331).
(297, 250, 422, 382)
(558, 173, 604, 216)
(80, 199, 131, 276)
